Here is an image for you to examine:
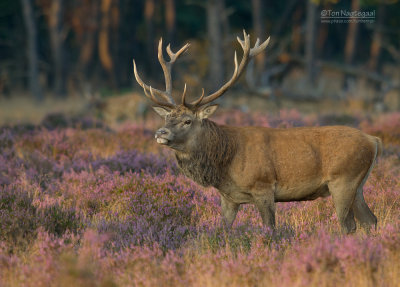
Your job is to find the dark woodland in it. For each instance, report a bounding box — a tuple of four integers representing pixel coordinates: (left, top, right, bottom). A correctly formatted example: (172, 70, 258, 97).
(0, 0, 399, 112)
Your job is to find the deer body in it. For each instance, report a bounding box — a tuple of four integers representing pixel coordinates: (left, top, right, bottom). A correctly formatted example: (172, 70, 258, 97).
(133, 31, 380, 233)
(173, 121, 380, 232)
(221, 125, 378, 203)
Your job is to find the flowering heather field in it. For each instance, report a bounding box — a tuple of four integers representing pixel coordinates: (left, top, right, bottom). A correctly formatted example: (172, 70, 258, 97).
(0, 110, 399, 286)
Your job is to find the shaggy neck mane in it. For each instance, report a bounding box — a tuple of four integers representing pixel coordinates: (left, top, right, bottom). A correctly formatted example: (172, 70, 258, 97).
(175, 119, 237, 188)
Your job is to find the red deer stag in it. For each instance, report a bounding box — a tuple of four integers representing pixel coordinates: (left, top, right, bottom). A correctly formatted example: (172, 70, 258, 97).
(133, 31, 381, 233)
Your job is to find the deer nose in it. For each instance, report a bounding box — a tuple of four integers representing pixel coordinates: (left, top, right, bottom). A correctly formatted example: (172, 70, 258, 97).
(155, 128, 170, 138)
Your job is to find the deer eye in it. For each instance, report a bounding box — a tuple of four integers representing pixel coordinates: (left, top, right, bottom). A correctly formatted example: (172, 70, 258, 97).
(184, 120, 192, 125)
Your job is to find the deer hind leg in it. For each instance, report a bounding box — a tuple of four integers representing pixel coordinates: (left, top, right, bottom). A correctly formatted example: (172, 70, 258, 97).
(352, 187, 377, 230)
(328, 180, 357, 234)
(220, 195, 240, 229)
(353, 143, 378, 231)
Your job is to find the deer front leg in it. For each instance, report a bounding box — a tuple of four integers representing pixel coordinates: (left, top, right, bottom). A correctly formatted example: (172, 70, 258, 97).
(253, 191, 276, 229)
(220, 195, 240, 229)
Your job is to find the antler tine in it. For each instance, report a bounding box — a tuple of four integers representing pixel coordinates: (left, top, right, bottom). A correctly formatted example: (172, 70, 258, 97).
(181, 83, 187, 105)
(189, 51, 239, 107)
(158, 39, 190, 105)
(250, 36, 270, 57)
(157, 39, 176, 104)
(191, 88, 205, 107)
(133, 60, 165, 97)
(146, 86, 175, 109)
(235, 30, 251, 78)
(133, 59, 174, 108)
(133, 38, 190, 108)
(166, 43, 190, 63)
(192, 30, 270, 107)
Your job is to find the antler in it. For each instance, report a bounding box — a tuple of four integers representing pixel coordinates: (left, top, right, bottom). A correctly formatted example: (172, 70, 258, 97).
(133, 38, 190, 108)
(190, 30, 270, 107)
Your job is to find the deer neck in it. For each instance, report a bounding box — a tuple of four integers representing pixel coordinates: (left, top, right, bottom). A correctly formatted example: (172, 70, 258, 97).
(175, 120, 237, 188)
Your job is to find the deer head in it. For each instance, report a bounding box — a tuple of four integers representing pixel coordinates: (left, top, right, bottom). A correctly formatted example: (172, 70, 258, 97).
(133, 30, 270, 151)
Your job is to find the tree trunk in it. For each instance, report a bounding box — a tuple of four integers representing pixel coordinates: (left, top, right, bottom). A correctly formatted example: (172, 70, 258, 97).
(368, 4, 386, 104)
(344, 0, 359, 64)
(99, 0, 115, 86)
(251, 0, 265, 79)
(72, 0, 99, 96)
(273, 0, 299, 37)
(165, 0, 176, 45)
(316, 22, 328, 57)
(207, 0, 224, 92)
(305, 0, 317, 86)
(343, 0, 359, 90)
(21, 0, 43, 101)
(145, 0, 156, 76)
(368, 5, 385, 72)
(291, 7, 303, 54)
(49, 0, 66, 97)
(316, 2, 331, 57)
(79, 34, 96, 77)
(110, 0, 120, 87)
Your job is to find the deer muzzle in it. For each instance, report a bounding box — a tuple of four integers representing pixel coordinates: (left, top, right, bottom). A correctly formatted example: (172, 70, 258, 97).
(155, 128, 172, 145)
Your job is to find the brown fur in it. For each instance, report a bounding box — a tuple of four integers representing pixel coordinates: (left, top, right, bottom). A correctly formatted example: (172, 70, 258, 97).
(175, 119, 237, 188)
(164, 113, 380, 233)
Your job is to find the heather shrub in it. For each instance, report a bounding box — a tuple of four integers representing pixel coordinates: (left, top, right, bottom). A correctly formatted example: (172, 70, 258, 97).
(214, 109, 266, 127)
(318, 113, 361, 126)
(0, 129, 23, 186)
(361, 112, 400, 145)
(39, 204, 83, 236)
(41, 113, 107, 130)
(0, 153, 22, 186)
(193, 226, 268, 253)
(91, 172, 198, 249)
(91, 150, 178, 175)
(0, 186, 38, 248)
(270, 109, 307, 128)
(15, 128, 115, 161)
(0, 187, 84, 251)
(22, 150, 63, 187)
(0, 128, 13, 149)
(54, 230, 117, 287)
(44, 166, 202, 249)
(214, 109, 312, 128)
(0, 110, 398, 286)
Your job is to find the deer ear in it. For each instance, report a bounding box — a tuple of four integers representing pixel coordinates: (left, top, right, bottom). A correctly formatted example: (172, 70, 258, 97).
(153, 107, 170, 118)
(198, 104, 218, 119)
